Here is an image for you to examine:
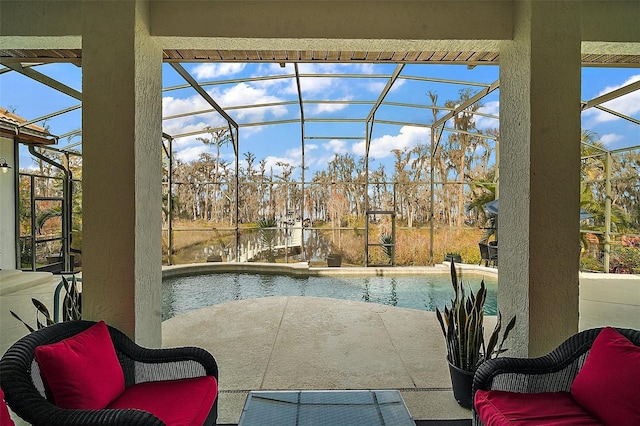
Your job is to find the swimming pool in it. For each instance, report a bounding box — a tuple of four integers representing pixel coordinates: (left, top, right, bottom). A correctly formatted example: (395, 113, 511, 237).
(162, 272, 498, 320)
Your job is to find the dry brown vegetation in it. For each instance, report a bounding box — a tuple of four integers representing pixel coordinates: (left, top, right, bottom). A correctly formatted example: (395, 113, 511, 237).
(165, 219, 486, 267)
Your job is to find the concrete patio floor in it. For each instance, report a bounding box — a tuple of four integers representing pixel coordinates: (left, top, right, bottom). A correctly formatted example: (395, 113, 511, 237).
(163, 296, 474, 424)
(1, 268, 639, 425)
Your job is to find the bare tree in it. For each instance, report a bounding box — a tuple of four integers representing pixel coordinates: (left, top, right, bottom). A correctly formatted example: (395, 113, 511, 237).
(444, 88, 481, 227)
(197, 128, 231, 222)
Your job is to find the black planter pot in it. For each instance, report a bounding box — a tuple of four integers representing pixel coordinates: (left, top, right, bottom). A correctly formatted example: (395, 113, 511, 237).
(447, 361, 474, 409)
(444, 253, 462, 263)
(326, 254, 342, 267)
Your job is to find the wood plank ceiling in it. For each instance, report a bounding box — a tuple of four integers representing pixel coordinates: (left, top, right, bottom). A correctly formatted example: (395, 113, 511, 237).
(1, 49, 639, 67)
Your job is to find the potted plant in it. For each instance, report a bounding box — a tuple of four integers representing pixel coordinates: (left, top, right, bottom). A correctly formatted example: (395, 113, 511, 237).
(11, 274, 82, 331)
(444, 252, 462, 263)
(326, 252, 342, 267)
(436, 261, 516, 409)
(380, 233, 393, 264)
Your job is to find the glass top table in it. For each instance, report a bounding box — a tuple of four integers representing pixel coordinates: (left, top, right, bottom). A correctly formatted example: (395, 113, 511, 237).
(238, 390, 414, 426)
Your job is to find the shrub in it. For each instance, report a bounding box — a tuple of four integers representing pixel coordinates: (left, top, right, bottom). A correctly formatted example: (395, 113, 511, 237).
(610, 246, 640, 274)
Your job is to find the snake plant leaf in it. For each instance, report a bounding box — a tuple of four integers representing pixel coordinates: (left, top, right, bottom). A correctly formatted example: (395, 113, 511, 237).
(10, 310, 35, 333)
(61, 275, 82, 321)
(496, 315, 517, 356)
(31, 298, 54, 325)
(450, 261, 458, 293)
(436, 261, 516, 372)
(436, 307, 446, 337)
(11, 276, 82, 332)
(485, 312, 502, 361)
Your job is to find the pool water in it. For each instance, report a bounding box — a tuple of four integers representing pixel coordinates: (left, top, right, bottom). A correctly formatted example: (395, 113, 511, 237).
(162, 272, 498, 320)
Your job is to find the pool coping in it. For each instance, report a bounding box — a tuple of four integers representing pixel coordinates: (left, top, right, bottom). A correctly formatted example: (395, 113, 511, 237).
(161, 261, 499, 279)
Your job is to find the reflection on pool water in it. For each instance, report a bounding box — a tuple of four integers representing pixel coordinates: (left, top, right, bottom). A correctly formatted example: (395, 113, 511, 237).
(162, 272, 498, 320)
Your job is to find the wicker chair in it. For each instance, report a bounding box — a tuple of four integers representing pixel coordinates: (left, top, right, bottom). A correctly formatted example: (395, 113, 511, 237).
(487, 243, 498, 267)
(478, 243, 490, 267)
(0, 320, 218, 426)
(472, 327, 640, 425)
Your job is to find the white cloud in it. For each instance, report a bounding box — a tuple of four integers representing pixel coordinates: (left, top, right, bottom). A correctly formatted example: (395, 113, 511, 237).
(162, 80, 291, 143)
(208, 83, 289, 122)
(171, 133, 237, 164)
(162, 95, 210, 117)
(174, 145, 208, 163)
(281, 144, 318, 160)
(297, 63, 342, 74)
(600, 133, 624, 146)
(353, 126, 430, 159)
(310, 98, 352, 115)
(252, 73, 298, 95)
(262, 155, 301, 174)
(366, 78, 405, 94)
(303, 141, 348, 170)
(323, 139, 349, 154)
(294, 63, 395, 107)
(297, 64, 344, 97)
(284, 147, 303, 159)
(475, 101, 500, 130)
(297, 63, 383, 97)
(583, 74, 640, 123)
(163, 119, 221, 139)
(192, 63, 246, 80)
(299, 76, 341, 97)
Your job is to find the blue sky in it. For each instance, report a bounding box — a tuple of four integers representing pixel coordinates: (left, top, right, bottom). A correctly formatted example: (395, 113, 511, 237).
(1, 62, 638, 177)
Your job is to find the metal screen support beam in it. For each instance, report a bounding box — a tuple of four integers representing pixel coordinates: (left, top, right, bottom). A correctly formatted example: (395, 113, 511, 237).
(366, 64, 405, 123)
(594, 105, 640, 126)
(429, 123, 446, 265)
(28, 145, 72, 272)
(432, 79, 499, 128)
(163, 136, 174, 266)
(19, 104, 82, 128)
(365, 64, 405, 156)
(170, 62, 239, 151)
(604, 152, 612, 273)
(229, 125, 240, 262)
(294, 63, 306, 260)
(364, 120, 372, 266)
(170, 62, 243, 261)
(581, 80, 640, 110)
(1, 62, 82, 100)
(363, 64, 404, 266)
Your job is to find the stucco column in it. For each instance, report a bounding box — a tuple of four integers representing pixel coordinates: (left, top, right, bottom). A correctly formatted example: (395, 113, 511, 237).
(499, 0, 581, 357)
(82, 0, 162, 346)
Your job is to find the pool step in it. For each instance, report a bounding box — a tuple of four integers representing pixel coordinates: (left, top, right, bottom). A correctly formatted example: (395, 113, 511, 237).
(0, 270, 60, 296)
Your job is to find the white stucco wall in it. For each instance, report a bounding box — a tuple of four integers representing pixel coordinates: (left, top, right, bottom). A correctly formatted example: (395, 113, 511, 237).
(499, 1, 582, 357)
(81, 1, 163, 347)
(0, 137, 16, 270)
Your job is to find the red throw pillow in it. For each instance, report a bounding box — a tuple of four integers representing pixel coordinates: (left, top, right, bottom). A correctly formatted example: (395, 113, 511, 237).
(571, 327, 640, 425)
(1, 388, 16, 426)
(34, 321, 125, 409)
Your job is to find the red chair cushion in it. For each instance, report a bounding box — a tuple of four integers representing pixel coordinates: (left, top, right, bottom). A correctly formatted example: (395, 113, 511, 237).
(1, 388, 15, 426)
(571, 327, 640, 425)
(107, 376, 218, 426)
(34, 321, 125, 409)
(474, 390, 602, 425)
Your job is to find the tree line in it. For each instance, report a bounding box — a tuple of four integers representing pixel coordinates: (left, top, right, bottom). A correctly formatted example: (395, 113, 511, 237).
(166, 89, 507, 230)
